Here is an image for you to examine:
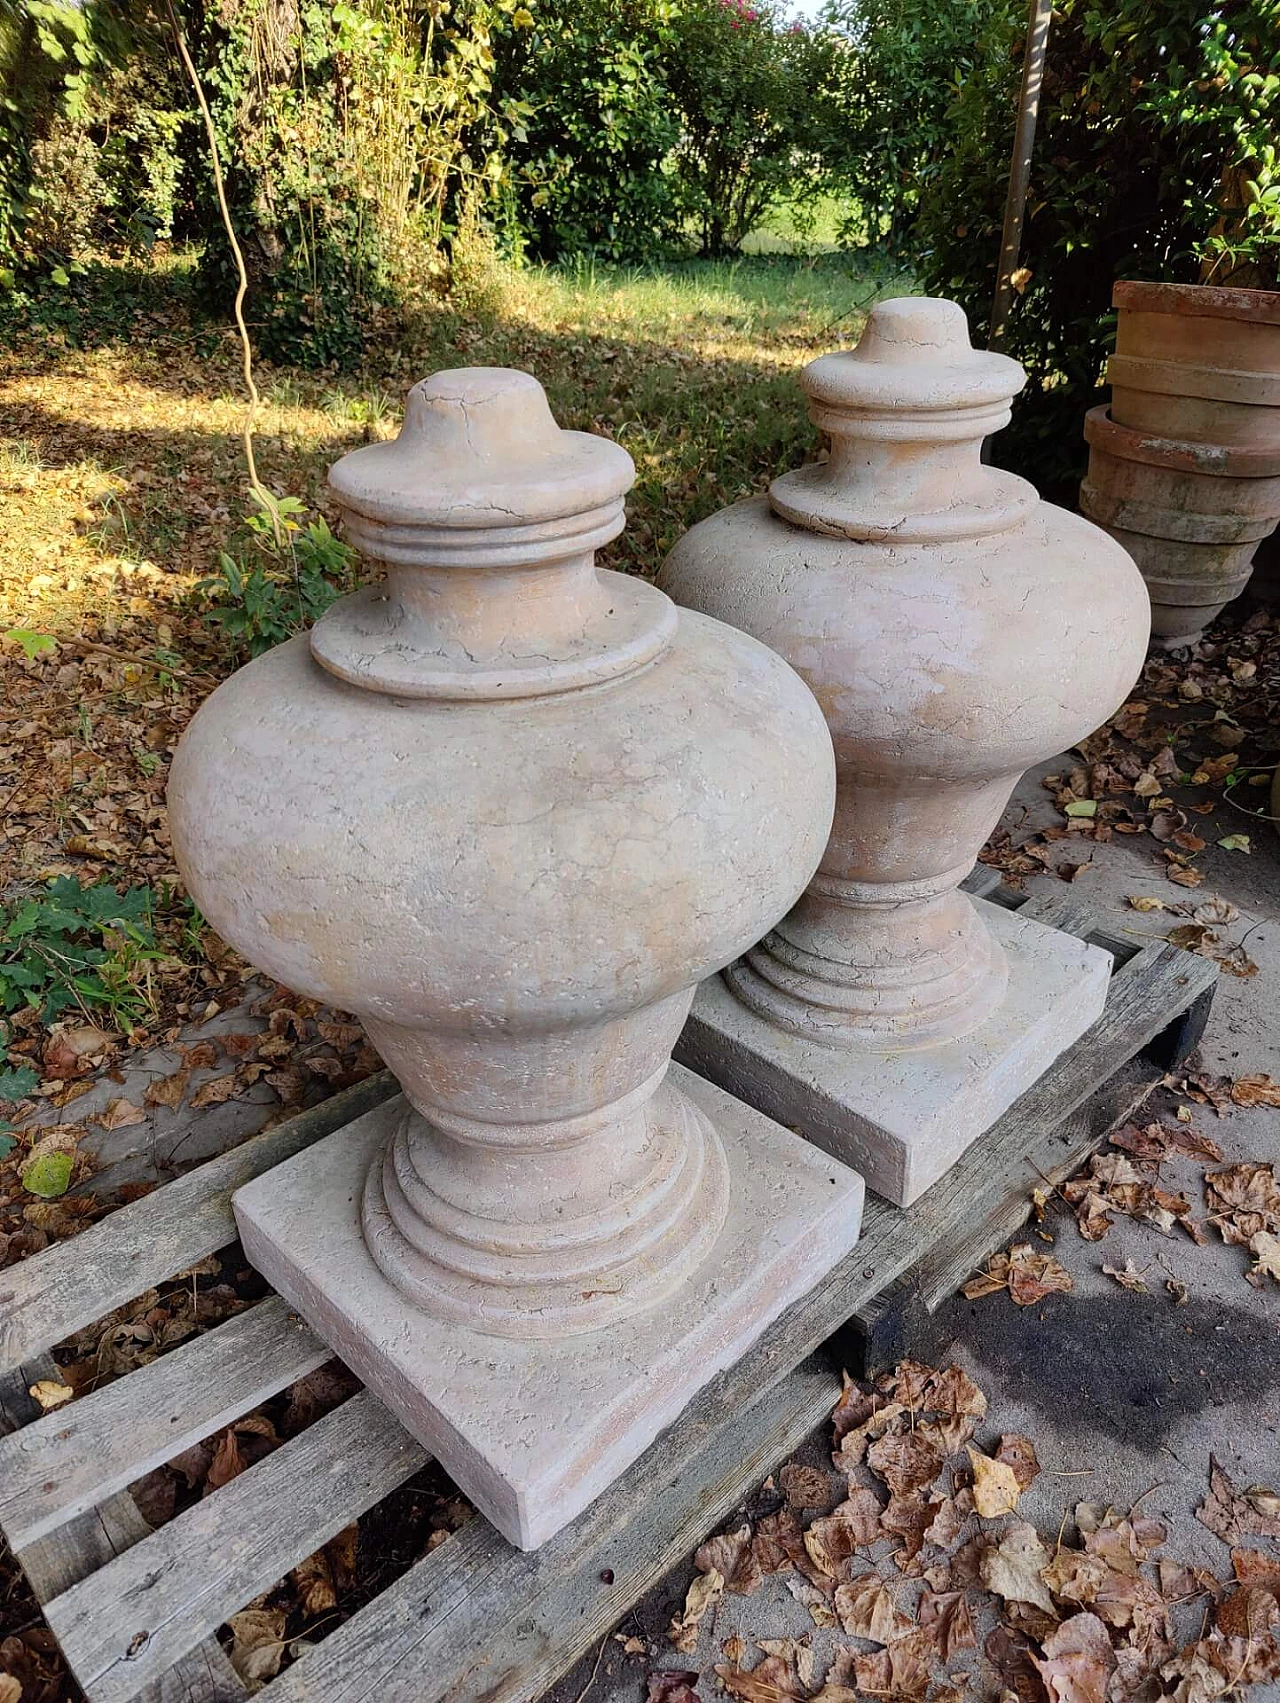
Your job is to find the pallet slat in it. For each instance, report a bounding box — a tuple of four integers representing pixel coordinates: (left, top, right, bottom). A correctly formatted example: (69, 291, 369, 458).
(0, 1072, 396, 1377)
(2, 1361, 250, 1703)
(0, 1297, 330, 1551)
(42, 1390, 427, 1703)
(261, 1356, 844, 1703)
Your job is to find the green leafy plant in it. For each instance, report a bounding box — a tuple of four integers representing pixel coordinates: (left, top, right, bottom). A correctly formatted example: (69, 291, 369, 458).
(494, 0, 683, 260)
(199, 493, 356, 657)
(663, 0, 845, 256)
(0, 875, 170, 1102)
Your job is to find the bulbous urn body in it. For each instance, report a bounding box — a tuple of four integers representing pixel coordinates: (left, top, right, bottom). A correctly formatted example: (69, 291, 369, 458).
(659, 297, 1150, 1047)
(169, 368, 835, 1338)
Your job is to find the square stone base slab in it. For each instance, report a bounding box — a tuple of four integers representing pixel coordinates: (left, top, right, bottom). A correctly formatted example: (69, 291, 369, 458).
(675, 898, 1113, 1209)
(232, 1063, 864, 1551)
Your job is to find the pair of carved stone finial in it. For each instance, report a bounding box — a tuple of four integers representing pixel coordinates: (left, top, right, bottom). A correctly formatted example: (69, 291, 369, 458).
(168, 296, 1148, 1548)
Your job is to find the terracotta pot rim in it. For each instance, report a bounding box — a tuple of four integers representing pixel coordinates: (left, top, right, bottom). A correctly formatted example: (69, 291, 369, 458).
(1083, 406, 1280, 478)
(1113, 279, 1280, 325)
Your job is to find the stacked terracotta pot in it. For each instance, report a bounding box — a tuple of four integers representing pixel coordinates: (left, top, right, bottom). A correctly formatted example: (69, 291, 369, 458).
(1079, 280, 1280, 648)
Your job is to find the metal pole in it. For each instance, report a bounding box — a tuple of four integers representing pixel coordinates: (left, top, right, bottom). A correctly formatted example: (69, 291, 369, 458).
(988, 0, 1054, 351)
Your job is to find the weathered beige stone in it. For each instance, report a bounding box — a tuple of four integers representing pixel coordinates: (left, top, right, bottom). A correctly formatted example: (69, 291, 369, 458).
(659, 298, 1150, 1202)
(168, 367, 864, 1544)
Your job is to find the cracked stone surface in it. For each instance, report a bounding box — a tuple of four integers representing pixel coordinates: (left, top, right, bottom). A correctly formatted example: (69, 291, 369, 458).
(659, 296, 1151, 1199)
(168, 366, 863, 1548)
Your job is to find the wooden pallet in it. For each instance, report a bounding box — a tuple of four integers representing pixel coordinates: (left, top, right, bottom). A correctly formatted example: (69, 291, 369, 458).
(0, 887, 1216, 1703)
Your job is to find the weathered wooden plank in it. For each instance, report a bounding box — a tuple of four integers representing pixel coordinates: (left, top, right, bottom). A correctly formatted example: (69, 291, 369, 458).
(913, 1050, 1160, 1312)
(261, 1354, 844, 1703)
(1, 1359, 249, 1703)
(0, 1297, 330, 1552)
(850, 1049, 1162, 1376)
(0, 1071, 396, 1377)
(44, 1389, 427, 1703)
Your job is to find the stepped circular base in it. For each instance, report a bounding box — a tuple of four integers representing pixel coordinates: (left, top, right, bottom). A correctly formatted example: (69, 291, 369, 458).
(360, 1084, 730, 1340)
(726, 902, 1009, 1052)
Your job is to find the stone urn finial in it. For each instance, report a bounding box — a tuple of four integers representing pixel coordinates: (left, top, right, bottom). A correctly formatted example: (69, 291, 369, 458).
(167, 368, 865, 1547)
(660, 296, 1151, 1205)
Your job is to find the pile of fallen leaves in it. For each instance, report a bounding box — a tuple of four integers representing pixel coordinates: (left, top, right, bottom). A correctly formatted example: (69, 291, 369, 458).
(961, 1076, 1280, 1305)
(980, 606, 1279, 976)
(0, 982, 382, 1271)
(649, 1359, 1280, 1703)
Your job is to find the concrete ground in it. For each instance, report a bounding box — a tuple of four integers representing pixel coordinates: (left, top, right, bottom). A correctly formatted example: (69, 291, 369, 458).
(547, 756, 1280, 1703)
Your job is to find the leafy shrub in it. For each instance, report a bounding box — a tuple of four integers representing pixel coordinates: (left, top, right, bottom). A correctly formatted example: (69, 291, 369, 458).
(0, 876, 169, 1101)
(0, 0, 188, 281)
(664, 0, 843, 256)
(821, 0, 1000, 254)
(199, 494, 356, 657)
(913, 0, 1280, 497)
(494, 0, 683, 261)
(195, 0, 533, 366)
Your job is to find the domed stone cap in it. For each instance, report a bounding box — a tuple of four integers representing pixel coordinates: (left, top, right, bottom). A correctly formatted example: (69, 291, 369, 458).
(770, 296, 1038, 543)
(313, 366, 676, 700)
(328, 367, 636, 560)
(800, 296, 1025, 421)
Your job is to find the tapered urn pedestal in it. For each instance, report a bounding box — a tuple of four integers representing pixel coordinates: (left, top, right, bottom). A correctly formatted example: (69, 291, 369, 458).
(167, 368, 865, 1548)
(659, 298, 1150, 1205)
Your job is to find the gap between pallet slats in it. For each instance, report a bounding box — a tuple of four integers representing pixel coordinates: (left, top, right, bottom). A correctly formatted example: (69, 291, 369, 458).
(261, 1355, 844, 1703)
(1, 1360, 250, 1703)
(0, 1071, 396, 1377)
(0, 1296, 330, 1552)
(42, 1390, 427, 1703)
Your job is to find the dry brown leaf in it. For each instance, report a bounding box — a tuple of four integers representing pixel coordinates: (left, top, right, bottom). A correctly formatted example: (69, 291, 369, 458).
(226, 1608, 288, 1686)
(0, 1675, 22, 1703)
(758, 1637, 815, 1690)
(188, 1071, 242, 1109)
(291, 1548, 337, 1616)
(918, 1589, 976, 1659)
(95, 1096, 146, 1130)
(1032, 1611, 1115, 1703)
(833, 1572, 915, 1644)
(647, 1673, 701, 1703)
(968, 1446, 1022, 1517)
(868, 1430, 944, 1497)
(981, 1521, 1059, 1615)
(1197, 1456, 1280, 1543)
(1248, 1229, 1280, 1286)
(1229, 1074, 1280, 1108)
(751, 1508, 813, 1581)
(43, 1022, 111, 1077)
(804, 1490, 882, 1577)
(1214, 1584, 1279, 1640)
(778, 1462, 833, 1512)
(851, 1627, 934, 1698)
(143, 1067, 190, 1110)
(1042, 1548, 1111, 1605)
(27, 1377, 73, 1412)
(1102, 1260, 1150, 1294)
(881, 1493, 934, 1564)
(713, 1655, 805, 1703)
(996, 1433, 1041, 1491)
(695, 1524, 758, 1595)
(1230, 1549, 1280, 1597)
(924, 1496, 963, 1548)
(669, 1567, 723, 1653)
(204, 1427, 246, 1492)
